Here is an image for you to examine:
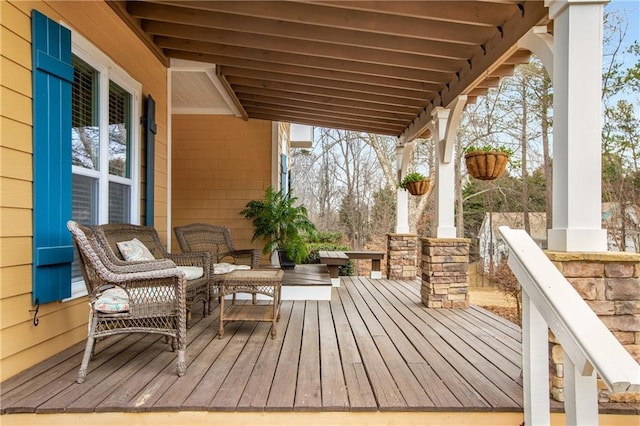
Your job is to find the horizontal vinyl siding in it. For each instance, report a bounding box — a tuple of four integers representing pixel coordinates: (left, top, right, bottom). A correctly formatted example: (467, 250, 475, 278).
(0, 1, 37, 379)
(171, 115, 272, 255)
(0, 0, 168, 381)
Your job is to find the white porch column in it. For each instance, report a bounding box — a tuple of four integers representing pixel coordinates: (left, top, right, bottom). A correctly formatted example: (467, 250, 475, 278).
(547, 0, 608, 251)
(427, 98, 466, 238)
(395, 145, 410, 233)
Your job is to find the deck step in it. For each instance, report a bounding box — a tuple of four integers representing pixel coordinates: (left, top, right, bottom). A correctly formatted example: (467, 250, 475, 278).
(231, 264, 332, 301)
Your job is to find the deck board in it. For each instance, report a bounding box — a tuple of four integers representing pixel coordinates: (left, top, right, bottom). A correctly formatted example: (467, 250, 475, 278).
(295, 302, 322, 410)
(318, 302, 350, 410)
(2, 276, 533, 417)
(236, 301, 293, 411)
(183, 321, 259, 410)
(153, 318, 241, 411)
(328, 294, 378, 410)
(122, 309, 220, 411)
(265, 301, 305, 410)
(210, 321, 272, 410)
(378, 278, 523, 408)
(354, 277, 490, 409)
(336, 286, 407, 410)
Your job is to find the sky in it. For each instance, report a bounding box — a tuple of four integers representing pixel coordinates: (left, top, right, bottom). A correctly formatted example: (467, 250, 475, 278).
(604, 0, 639, 115)
(607, 0, 639, 69)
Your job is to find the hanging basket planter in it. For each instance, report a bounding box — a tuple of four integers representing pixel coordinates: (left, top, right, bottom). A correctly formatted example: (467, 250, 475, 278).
(404, 178, 431, 196)
(465, 150, 509, 180)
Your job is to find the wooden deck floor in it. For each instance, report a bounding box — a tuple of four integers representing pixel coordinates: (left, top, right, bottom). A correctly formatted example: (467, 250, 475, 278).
(1, 276, 526, 415)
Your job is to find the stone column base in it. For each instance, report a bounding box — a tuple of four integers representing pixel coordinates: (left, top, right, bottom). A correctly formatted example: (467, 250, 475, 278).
(387, 234, 418, 280)
(421, 238, 470, 308)
(546, 251, 640, 403)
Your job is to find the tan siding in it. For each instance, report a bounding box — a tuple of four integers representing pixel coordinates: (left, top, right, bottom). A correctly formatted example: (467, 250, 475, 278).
(0, 1, 30, 39)
(2, 56, 32, 97)
(0, 265, 31, 299)
(1, 146, 32, 180)
(0, 0, 169, 381)
(0, 177, 32, 208)
(0, 26, 31, 69)
(1, 321, 87, 376)
(1, 117, 32, 152)
(0, 207, 31, 237)
(0, 236, 30, 268)
(172, 115, 273, 253)
(1, 86, 32, 124)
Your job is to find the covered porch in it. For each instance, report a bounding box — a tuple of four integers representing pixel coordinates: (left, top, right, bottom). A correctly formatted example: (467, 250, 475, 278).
(1, 1, 638, 424)
(2, 275, 523, 422)
(2, 273, 637, 425)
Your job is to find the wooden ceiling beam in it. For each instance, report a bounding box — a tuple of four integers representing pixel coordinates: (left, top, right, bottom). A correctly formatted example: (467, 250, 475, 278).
(165, 50, 448, 88)
(214, 68, 248, 120)
(219, 66, 434, 101)
(236, 93, 416, 121)
(503, 49, 533, 64)
(475, 76, 501, 88)
(246, 111, 401, 136)
(154, 0, 495, 44)
(158, 39, 455, 83)
(311, 1, 518, 25)
(233, 85, 421, 115)
(490, 64, 518, 77)
(144, 21, 466, 72)
(244, 105, 403, 131)
(400, 0, 547, 143)
(240, 100, 408, 126)
(106, 1, 169, 66)
(227, 76, 428, 108)
(128, 2, 476, 59)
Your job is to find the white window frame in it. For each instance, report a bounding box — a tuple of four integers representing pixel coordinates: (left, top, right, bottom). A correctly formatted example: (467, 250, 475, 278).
(67, 29, 142, 300)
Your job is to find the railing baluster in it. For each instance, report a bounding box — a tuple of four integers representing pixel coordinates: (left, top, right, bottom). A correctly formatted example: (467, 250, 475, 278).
(522, 290, 550, 426)
(564, 356, 598, 426)
(499, 226, 640, 426)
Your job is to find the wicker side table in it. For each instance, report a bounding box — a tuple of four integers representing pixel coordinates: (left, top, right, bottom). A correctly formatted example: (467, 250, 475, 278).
(218, 269, 284, 338)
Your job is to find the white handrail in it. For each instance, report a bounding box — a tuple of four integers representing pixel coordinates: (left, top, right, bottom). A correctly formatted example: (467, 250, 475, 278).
(498, 226, 640, 425)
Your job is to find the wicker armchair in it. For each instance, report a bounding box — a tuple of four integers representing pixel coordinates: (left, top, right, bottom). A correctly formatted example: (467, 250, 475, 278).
(67, 221, 186, 384)
(174, 223, 261, 268)
(174, 223, 261, 309)
(92, 223, 210, 321)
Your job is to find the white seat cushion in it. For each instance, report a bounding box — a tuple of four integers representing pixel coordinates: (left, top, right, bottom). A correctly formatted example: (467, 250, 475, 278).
(213, 262, 251, 274)
(177, 266, 204, 280)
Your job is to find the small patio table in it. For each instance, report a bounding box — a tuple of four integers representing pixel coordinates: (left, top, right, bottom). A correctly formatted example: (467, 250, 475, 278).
(218, 269, 283, 338)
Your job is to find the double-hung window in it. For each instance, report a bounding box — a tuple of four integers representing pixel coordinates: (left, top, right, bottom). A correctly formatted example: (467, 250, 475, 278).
(69, 33, 141, 295)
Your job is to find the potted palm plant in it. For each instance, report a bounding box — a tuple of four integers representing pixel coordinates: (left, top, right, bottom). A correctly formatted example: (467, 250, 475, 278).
(239, 187, 317, 269)
(399, 172, 431, 196)
(464, 144, 513, 180)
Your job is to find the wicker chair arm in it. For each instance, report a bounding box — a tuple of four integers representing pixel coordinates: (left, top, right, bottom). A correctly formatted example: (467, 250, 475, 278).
(226, 249, 261, 268)
(102, 264, 185, 283)
(102, 258, 177, 274)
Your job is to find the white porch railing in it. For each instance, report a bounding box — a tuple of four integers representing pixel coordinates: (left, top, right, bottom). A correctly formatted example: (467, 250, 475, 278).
(498, 227, 640, 426)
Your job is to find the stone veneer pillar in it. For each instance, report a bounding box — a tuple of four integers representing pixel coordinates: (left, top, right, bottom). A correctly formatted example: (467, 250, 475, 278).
(386, 234, 418, 280)
(546, 251, 640, 403)
(421, 238, 470, 308)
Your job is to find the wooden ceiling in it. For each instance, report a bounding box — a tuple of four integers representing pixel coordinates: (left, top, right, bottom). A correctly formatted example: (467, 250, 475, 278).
(110, 1, 549, 140)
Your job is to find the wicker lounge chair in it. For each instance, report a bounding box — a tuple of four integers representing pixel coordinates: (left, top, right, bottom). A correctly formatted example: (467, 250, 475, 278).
(174, 223, 261, 308)
(174, 223, 261, 268)
(67, 220, 187, 384)
(92, 223, 210, 322)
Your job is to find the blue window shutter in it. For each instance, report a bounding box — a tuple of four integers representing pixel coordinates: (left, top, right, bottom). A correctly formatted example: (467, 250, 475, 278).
(145, 95, 156, 226)
(32, 10, 74, 305)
